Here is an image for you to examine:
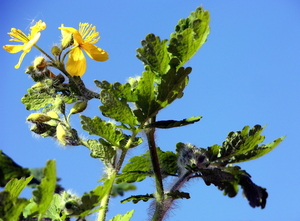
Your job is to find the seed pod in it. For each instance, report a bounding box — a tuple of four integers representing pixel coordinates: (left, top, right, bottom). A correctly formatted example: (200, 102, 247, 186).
(69, 101, 87, 115)
(27, 113, 52, 123)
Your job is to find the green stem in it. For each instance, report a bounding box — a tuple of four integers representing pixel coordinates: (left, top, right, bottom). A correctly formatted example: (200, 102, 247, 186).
(34, 44, 55, 62)
(97, 129, 139, 220)
(146, 117, 165, 221)
(97, 171, 117, 221)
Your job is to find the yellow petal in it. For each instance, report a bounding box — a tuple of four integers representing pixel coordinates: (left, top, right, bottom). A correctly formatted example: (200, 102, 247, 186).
(3, 45, 24, 53)
(81, 43, 109, 62)
(15, 51, 27, 69)
(30, 20, 46, 37)
(59, 27, 83, 45)
(66, 47, 86, 76)
(23, 32, 41, 52)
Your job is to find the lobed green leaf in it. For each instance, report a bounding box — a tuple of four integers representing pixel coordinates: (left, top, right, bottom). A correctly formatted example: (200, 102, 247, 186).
(21, 92, 55, 111)
(116, 147, 177, 183)
(136, 33, 169, 76)
(156, 65, 191, 108)
(100, 90, 138, 127)
(80, 115, 124, 146)
(85, 139, 116, 166)
(169, 7, 210, 67)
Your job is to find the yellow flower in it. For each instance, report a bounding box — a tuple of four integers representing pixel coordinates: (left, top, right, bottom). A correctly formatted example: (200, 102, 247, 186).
(3, 20, 46, 69)
(59, 23, 109, 77)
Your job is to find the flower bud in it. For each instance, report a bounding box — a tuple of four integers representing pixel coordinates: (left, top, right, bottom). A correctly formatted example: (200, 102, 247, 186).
(51, 46, 61, 56)
(25, 65, 35, 75)
(56, 123, 67, 145)
(33, 56, 47, 71)
(46, 111, 59, 120)
(69, 101, 87, 115)
(56, 123, 81, 146)
(30, 123, 51, 134)
(27, 113, 52, 123)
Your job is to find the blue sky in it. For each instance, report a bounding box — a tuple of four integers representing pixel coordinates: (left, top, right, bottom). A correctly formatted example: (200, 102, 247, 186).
(1, 1, 300, 220)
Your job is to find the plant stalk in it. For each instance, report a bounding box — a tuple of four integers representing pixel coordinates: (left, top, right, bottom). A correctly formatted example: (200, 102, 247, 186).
(146, 117, 165, 221)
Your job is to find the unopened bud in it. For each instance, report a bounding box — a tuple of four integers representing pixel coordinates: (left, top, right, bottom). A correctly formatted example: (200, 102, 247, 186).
(25, 65, 35, 75)
(69, 101, 87, 115)
(56, 123, 81, 146)
(51, 46, 61, 56)
(27, 113, 52, 123)
(56, 123, 67, 146)
(30, 123, 51, 134)
(33, 56, 47, 71)
(46, 111, 59, 120)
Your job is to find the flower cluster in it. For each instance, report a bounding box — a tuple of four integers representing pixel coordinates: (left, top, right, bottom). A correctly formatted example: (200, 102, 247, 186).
(3, 20, 109, 77)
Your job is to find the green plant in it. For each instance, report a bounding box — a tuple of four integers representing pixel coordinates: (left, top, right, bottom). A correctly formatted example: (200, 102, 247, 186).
(1, 6, 284, 221)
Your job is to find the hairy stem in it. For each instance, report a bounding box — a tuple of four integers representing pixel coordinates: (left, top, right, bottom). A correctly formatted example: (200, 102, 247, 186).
(97, 130, 139, 220)
(97, 171, 116, 221)
(160, 171, 192, 218)
(146, 117, 165, 221)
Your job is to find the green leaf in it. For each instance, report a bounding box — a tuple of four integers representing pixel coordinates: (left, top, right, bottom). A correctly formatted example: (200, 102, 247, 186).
(206, 144, 221, 162)
(116, 152, 152, 183)
(80, 115, 124, 146)
(109, 210, 134, 221)
(31, 160, 56, 219)
(0, 191, 29, 221)
(0, 176, 33, 221)
(85, 139, 116, 165)
(166, 190, 190, 200)
(136, 33, 169, 76)
(0, 151, 31, 187)
(121, 194, 154, 204)
(78, 177, 114, 217)
(213, 125, 285, 163)
(4, 176, 33, 200)
(21, 92, 55, 111)
(116, 147, 177, 183)
(146, 116, 201, 129)
(168, 7, 210, 67)
(100, 90, 138, 127)
(95, 80, 138, 102)
(134, 67, 158, 121)
(233, 136, 286, 163)
(42, 194, 63, 220)
(156, 65, 191, 108)
(111, 183, 137, 197)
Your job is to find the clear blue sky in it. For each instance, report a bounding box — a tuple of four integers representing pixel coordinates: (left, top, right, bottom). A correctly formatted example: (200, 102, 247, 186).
(1, 1, 300, 220)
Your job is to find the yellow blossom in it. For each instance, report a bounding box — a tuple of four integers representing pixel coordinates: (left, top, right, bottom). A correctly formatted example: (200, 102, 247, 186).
(3, 20, 46, 69)
(59, 23, 109, 77)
